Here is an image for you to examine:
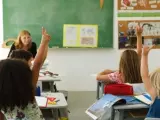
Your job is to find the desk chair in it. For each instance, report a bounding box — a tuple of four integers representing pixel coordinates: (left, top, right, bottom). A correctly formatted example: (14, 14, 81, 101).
(97, 82, 148, 120)
(96, 81, 105, 99)
(2, 38, 16, 48)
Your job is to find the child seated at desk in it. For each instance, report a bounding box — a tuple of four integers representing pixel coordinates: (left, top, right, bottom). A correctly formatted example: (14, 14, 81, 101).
(0, 59, 45, 120)
(141, 46, 160, 118)
(0, 28, 50, 120)
(96, 25, 143, 84)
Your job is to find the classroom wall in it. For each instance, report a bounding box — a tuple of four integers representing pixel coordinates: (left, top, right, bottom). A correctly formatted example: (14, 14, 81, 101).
(0, 1, 160, 91)
(0, 0, 3, 44)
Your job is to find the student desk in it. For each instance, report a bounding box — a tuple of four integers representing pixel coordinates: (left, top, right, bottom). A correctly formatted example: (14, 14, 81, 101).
(41, 92, 68, 120)
(38, 76, 61, 92)
(111, 103, 149, 120)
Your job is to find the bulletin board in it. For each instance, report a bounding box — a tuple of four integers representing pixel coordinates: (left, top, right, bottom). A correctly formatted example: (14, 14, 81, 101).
(118, 0, 160, 10)
(118, 20, 160, 49)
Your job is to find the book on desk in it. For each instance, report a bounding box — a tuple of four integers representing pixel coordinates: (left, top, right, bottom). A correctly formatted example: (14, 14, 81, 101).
(134, 93, 152, 105)
(86, 93, 150, 120)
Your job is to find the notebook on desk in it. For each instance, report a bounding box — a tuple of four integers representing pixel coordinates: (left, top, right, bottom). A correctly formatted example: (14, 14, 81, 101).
(134, 93, 152, 105)
(35, 96, 57, 107)
(35, 96, 48, 107)
(86, 94, 139, 120)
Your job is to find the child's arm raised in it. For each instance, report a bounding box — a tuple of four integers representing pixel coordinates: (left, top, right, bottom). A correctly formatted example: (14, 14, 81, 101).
(32, 27, 51, 88)
(136, 24, 143, 58)
(37, 42, 48, 68)
(141, 46, 156, 100)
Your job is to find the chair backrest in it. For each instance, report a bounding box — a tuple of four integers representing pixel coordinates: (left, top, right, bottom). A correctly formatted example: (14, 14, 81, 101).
(132, 83, 146, 95)
(2, 38, 16, 48)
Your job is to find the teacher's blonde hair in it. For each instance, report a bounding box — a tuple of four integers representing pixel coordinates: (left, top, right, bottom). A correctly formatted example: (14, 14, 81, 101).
(15, 30, 31, 49)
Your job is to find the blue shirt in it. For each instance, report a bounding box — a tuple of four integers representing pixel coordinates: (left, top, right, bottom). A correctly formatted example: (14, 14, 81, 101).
(146, 97, 160, 118)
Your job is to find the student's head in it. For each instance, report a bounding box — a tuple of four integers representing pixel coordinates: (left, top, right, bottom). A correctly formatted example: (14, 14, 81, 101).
(0, 59, 34, 112)
(119, 49, 142, 83)
(150, 69, 160, 97)
(15, 30, 32, 49)
(9, 49, 33, 67)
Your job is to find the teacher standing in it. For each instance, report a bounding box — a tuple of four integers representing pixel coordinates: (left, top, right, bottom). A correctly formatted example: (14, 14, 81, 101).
(8, 30, 37, 58)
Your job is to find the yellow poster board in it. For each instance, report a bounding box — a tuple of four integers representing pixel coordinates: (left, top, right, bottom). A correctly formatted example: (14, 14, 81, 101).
(63, 24, 98, 48)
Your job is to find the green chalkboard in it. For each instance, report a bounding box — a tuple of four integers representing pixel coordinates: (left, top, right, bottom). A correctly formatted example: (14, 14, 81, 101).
(3, 0, 113, 48)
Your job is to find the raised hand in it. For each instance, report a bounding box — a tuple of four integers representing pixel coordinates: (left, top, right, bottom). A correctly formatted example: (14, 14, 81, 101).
(142, 45, 155, 56)
(41, 27, 51, 42)
(136, 24, 143, 36)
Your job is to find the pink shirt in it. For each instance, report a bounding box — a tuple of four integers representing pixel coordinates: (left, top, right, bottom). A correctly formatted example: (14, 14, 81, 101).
(107, 71, 123, 84)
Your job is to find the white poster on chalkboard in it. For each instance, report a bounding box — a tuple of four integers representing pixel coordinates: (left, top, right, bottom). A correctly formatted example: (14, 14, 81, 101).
(63, 24, 98, 47)
(80, 25, 98, 47)
(64, 25, 78, 46)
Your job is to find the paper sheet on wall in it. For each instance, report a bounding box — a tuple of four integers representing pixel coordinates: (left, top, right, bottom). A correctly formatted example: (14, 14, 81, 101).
(63, 24, 98, 47)
(80, 26, 98, 47)
(63, 25, 78, 46)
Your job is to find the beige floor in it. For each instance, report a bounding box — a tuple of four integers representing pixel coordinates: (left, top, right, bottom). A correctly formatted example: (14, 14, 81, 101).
(68, 91, 96, 120)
